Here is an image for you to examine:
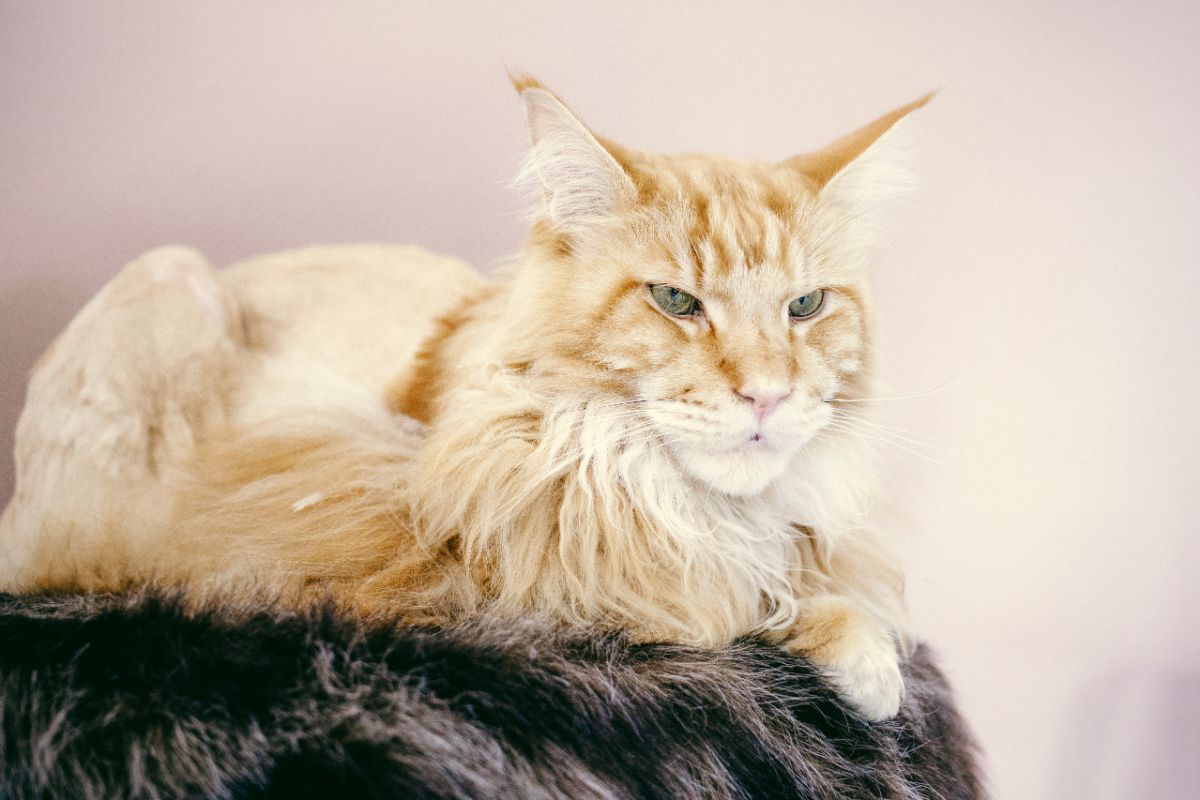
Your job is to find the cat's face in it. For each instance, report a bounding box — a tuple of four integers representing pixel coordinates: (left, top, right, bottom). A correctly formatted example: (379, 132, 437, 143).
(511, 79, 923, 497)
(532, 161, 873, 496)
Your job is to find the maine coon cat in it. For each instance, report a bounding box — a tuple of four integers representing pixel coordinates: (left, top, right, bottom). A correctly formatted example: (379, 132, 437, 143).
(0, 77, 930, 721)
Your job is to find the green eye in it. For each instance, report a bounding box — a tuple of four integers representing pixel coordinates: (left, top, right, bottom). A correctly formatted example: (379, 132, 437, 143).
(788, 289, 826, 319)
(650, 284, 702, 317)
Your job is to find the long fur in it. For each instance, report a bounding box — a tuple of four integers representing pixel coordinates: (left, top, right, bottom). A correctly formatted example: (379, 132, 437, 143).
(2, 81, 935, 721)
(0, 590, 985, 800)
(174, 375, 904, 649)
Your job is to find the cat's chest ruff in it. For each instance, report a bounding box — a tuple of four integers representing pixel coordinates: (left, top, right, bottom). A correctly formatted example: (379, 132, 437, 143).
(600, 442, 800, 558)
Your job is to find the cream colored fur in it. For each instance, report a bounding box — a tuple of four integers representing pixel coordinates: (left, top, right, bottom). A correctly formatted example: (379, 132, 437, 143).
(0, 80, 929, 721)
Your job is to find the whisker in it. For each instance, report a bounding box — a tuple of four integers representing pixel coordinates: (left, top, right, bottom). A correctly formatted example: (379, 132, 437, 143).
(821, 421, 948, 467)
(828, 381, 956, 404)
(807, 431, 864, 463)
(829, 411, 957, 454)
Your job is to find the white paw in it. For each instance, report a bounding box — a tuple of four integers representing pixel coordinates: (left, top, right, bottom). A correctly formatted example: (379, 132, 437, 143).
(819, 641, 904, 722)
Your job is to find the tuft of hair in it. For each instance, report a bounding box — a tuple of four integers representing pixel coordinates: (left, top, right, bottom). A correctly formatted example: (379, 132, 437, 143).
(506, 68, 546, 94)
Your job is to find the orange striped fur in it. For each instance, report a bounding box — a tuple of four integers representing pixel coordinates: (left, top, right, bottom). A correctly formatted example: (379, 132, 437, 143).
(6, 79, 931, 720)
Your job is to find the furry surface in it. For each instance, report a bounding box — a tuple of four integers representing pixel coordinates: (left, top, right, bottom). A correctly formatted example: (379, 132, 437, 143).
(0, 591, 984, 799)
(1, 83, 936, 721)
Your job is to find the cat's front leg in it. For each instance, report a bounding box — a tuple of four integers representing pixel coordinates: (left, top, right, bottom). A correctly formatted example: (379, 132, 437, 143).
(779, 595, 904, 722)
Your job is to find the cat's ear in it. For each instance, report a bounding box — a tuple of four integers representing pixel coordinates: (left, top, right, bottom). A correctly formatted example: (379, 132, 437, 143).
(512, 75, 636, 231)
(788, 93, 934, 218)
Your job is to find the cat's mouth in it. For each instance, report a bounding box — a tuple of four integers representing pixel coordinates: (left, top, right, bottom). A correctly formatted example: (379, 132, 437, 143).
(669, 429, 793, 497)
(733, 432, 777, 453)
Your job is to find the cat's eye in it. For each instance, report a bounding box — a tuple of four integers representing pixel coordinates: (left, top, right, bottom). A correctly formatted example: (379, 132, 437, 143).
(649, 284, 702, 317)
(788, 289, 826, 319)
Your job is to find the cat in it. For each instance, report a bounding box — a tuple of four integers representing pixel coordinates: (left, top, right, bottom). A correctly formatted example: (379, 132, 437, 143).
(0, 76, 930, 721)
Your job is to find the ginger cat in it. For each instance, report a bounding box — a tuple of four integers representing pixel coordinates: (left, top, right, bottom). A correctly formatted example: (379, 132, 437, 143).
(0, 78, 930, 720)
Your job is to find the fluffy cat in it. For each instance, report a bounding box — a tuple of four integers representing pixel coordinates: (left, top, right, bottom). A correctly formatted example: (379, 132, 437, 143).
(0, 77, 929, 721)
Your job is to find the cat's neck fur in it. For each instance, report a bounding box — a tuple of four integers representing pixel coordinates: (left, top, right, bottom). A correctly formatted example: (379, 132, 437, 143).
(399, 259, 887, 646)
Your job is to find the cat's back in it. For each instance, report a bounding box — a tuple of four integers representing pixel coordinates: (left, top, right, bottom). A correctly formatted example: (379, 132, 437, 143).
(223, 244, 487, 421)
(0, 242, 481, 590)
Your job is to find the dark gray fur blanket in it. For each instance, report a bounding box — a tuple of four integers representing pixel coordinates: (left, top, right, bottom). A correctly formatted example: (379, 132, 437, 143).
(0, 591, 985, 799)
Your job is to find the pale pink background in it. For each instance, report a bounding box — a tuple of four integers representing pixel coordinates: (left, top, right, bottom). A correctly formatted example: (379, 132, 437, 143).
(3, 2, 1198, 797)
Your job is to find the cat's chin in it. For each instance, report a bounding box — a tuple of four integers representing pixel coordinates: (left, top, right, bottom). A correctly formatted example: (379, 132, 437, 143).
(670, 441, 793, 497)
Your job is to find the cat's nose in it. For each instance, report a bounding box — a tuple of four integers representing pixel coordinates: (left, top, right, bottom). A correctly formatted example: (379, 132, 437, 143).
(736, 385, 791, 420)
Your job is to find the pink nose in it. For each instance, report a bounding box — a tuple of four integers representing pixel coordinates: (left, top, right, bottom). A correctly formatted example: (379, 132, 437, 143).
(736, 386, 791, 420)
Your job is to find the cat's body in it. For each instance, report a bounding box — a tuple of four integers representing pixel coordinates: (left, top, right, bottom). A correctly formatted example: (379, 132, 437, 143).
(0, 79, 928, 720)
(0, 244, 477, 589)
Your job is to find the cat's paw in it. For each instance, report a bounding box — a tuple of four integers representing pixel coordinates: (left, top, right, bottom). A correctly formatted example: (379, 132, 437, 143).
(781, 599, 905, 722)
(809, 636, 904, 722)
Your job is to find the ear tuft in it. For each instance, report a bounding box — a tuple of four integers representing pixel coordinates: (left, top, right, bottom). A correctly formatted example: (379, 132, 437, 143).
(513, 78, 635, 232)
(506, 69, 546, 94)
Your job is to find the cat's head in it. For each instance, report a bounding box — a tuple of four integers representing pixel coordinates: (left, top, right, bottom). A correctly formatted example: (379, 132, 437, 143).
(505, 76, 929, 497)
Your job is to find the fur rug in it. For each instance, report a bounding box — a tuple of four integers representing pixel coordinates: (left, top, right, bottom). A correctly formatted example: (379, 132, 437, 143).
(0, 591, 984, 799)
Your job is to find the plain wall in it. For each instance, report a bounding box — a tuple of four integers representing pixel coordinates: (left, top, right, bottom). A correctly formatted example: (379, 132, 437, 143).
(2, 2, 1198, 797)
